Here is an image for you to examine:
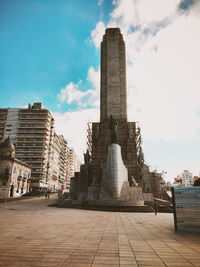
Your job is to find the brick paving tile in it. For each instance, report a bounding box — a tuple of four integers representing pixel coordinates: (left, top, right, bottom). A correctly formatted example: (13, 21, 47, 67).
(92, 265, 120, 267)
(67, 259, 93, 264)
(93, 259, 120, 264)
(62, 264, 92, 267)
(120, 260, 137, 265)
(0, 198, 200, 267)
(138, 265, 165, 267)
(165, 265, 194, 267)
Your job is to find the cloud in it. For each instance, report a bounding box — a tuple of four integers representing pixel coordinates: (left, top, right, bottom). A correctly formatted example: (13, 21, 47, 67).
(53, 108, 99, 162)
(57, 0, 200, 179)
(90, 21, 105, 48)
(89, 0, 200, 142)
(129, 14, 200, 139)
(178, 0, 197, 11)
(58, 66, 100, 108)
(87, 66, 100, 107)
(88, 0, 200, 179)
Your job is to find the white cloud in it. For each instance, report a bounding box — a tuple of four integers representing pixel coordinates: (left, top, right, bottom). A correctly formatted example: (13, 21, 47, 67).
(58, 81, 90, 107)
(53, 109, 99, 162)
(90, 21, 105, 48)
(111, 0, 179, 28)
(89, 0, 200, 179)
(57, 0, 200, 179)
(126, 14, 200, 141)
(88, 0, 200, 142)
(87, 66, 100, 107)
(58, 66, 100, 108)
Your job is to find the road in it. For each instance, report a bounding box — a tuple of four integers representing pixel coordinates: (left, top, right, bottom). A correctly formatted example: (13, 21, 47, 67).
(0, 197, 200, 267)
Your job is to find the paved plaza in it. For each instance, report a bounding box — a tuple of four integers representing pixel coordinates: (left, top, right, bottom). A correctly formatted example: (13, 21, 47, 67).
(0, 197, 199, 267)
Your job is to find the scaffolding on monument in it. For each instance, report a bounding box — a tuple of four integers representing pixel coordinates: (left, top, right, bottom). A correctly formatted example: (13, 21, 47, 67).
(86, 122, 92, 156)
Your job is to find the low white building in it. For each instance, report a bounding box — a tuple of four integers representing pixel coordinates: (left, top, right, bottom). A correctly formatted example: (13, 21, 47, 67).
(0, 138, 31, 197)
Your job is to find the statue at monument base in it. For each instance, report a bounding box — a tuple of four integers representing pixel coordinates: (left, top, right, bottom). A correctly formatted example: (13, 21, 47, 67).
(86, 144, 144, 206)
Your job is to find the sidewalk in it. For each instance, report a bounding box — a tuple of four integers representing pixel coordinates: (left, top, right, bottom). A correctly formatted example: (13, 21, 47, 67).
(0, 199, 199, 267)
(0, 193, 57, 203)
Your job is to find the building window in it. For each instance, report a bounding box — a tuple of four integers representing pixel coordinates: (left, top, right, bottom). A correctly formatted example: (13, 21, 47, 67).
(3, 166, 10, 175)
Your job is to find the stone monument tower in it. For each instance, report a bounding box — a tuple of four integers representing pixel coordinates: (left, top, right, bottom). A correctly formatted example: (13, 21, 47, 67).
(90, 28, 143, 187)
(70, 28, 145, 205)
(100, 28, 127, 120)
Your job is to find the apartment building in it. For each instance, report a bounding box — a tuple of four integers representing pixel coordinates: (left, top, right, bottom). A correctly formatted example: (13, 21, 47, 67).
(173, 170, 194, 187)
(0, 103, 76, 192)
(58, 135, 68, 188)
(15, 103, 54, 190)
(0, 108, 19, 143)
(67, 147, 80, 189)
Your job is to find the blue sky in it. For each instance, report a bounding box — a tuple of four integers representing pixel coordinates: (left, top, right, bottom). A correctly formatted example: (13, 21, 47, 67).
(1, 0, 200, 181)
(0, 0, 112, 111)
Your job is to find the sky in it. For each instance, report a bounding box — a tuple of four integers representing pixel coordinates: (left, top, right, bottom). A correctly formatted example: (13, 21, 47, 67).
(1, 0, 200, 182)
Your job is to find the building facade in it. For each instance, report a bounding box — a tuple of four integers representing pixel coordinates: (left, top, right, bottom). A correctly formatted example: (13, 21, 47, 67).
(173, 170, 194, 187)
(0, 103, 79, 192)
(0, 138, 31, 197)
(67, 147, 80, 188)
(58, 135, 69, 189)
(141, 164, 167, 198)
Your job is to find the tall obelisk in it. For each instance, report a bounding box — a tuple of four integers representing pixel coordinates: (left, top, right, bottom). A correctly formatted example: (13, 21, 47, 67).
(89, 28, 143, 188)
(70, 28, 145, 203)
(100, 28, 127, 121)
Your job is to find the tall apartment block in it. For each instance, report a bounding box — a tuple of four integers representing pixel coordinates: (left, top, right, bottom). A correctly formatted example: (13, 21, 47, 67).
(67, 147, 80, 187)
(0, 103, 79, 192)
(58, 135, 69, 187)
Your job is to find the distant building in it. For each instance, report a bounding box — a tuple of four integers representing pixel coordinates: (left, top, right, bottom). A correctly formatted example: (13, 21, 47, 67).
(141, 164, 151, 193)
(141, 164, 167, 198)
(67, 147, 80, 187)
(46, 131, 61, 191)
(0, 103, 80, 192)
(0, 137, 31, 197)
(58, 135, 69, 189)
(173, 170, 194, 187)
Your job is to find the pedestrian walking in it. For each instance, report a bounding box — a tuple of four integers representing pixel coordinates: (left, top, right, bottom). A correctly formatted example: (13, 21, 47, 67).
(45, 189, 50, 199)
(154, 201, 158, 215)
(47, 190, 50, 199)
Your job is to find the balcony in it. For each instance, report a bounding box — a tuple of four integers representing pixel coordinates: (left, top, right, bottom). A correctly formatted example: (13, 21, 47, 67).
(16, 143, 48, 148)
(19, 121, 48, 125)
(16, 135, 48, 140)
(19, 117, 48, 121)
(16, 140, 47, 143)
(18, 130, 49, 135)
(18, 125, 49, 130)
(16, 154, 46, 158)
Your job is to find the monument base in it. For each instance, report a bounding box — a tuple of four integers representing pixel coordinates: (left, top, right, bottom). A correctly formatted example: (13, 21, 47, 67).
(86, 144, 145, 206)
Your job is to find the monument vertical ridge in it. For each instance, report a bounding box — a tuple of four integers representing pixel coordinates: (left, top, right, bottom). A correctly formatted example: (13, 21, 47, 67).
(100, 28, 127, 121)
